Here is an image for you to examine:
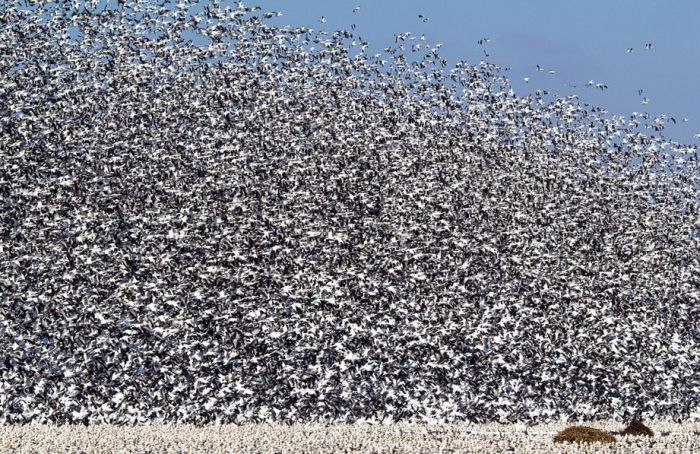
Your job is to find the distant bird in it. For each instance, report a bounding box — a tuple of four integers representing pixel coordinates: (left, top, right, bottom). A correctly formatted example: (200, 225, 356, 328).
(394, 32, 411, 43)
(695, 133, 700, 139)
(548, 70, 556, 75)
(638, 89, 645, 96)
(645, 42, 653, 49)
(418, 14, 429, 22)
(536, 64, 544, 72)
(352, 6, 360, 13)
(626, 47, 634, 53)
(595, 83, 608, 91)
(477, 37, 490, 45)
(523, 77, 530, 83)
(641, 97, 649, 105)
(319, 16, 326, 23)
(586, 80, 595, 87)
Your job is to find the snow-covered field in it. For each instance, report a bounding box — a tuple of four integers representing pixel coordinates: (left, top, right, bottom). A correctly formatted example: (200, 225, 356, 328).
(2, 421, 699, 453)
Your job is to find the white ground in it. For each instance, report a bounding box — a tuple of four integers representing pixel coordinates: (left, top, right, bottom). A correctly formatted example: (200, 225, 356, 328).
(1, 421, 699, 453)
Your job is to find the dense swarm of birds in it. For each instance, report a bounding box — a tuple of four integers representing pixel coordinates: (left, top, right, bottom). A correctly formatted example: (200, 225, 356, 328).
(1, 0, 700, 425)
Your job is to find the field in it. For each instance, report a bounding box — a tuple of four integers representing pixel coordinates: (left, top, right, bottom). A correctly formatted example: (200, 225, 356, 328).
(2, 421, 700, 453)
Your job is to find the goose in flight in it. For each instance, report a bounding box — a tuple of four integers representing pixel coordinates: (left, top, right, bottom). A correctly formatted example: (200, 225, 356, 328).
(394, 32, 411, 43)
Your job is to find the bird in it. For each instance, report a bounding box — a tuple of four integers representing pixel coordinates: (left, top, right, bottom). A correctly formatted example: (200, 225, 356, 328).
(418, 14, 429, 22)
(319, 16, 326, 23)
(477, 37, 490, 45)
(352, 5, 360, 13)
(645, 42, 653, 49)
(523, 77, 530, 83)
(394, 32, 411, 43)
(626, 47, 634, 53)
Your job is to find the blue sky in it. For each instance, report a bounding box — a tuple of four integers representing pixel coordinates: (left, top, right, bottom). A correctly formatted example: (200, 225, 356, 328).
(257, 0, 700, 145)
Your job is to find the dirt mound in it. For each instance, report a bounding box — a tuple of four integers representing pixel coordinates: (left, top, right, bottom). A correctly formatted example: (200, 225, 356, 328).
(618, 420, 654, 437)
(553, 426, 617, 444)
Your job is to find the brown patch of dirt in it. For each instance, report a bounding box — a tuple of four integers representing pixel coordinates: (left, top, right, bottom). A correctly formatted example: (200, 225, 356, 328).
(553, 426, 617, 444)
(618, 420, 654, 437)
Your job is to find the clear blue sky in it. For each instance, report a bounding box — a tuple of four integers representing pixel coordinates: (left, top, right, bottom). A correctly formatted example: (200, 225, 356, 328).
(257, 0, 700, 145)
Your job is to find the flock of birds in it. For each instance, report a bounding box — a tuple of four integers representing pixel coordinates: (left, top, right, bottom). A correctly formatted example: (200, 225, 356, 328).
(485, 35, 678, 111)
(1, 0, 700, 426)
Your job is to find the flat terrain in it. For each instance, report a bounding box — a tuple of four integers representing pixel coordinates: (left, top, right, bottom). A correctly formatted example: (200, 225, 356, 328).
(2, 421, 699, 453)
